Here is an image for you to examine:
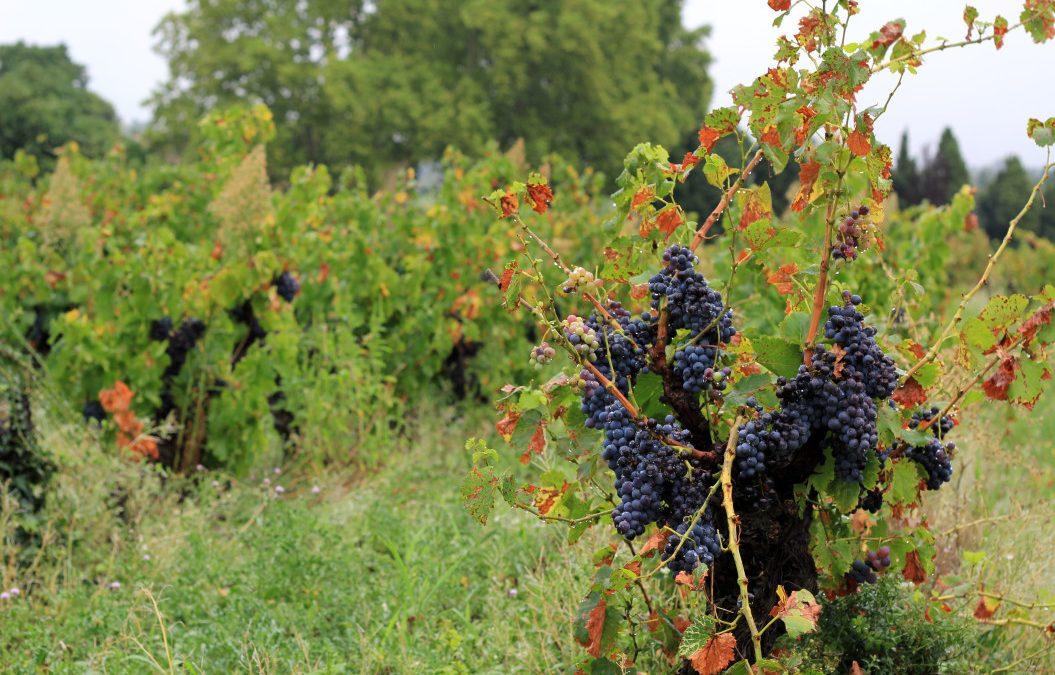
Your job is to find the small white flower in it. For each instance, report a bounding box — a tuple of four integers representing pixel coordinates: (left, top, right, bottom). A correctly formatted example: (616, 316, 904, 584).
(143, 554, 151, 561)
(211, 480, 221, 488)
(109, 581, 121, 591)
(196, 464, 205, 472)
(273, 467, 282, 475)
(8, 588, 20, 597)
(311, 485, 321, 495)
(0, 592, 9, 601)
(262, 478, 271, 487)
(507, 588, 518, 598)
(274, 485, 285, 494)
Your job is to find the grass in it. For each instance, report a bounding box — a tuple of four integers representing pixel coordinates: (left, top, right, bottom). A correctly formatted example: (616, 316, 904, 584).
(0, 404, 603, 673)
(2, 386, 1054, 673)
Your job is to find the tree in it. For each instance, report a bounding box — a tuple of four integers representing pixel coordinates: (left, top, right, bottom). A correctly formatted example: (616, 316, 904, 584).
(0, 43, 120, 163)
(149, 0, 712, 181)
(976, 156, 1042, 239)
(891, 131, 921, 207)
(919, 127, 970, 204)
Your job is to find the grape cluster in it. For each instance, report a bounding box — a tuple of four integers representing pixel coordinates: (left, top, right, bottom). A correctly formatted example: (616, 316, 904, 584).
(529, 342, 556, 368)
(572, 246, 740, 574)
(735, 293, 897, 492)
(149, 317, 173, 342)
(909, 406, 955, 438)
(664, 518, 722, 574)
(847, 559, 878, 585)
(903, 406, 956, 490)
(865, 545, 892, 572)
(673, 349, 731, 396)
(562, 266, 603, 294)
(648, 246, 736, 341)
(832, 205, 870, 262)
(163, 318, 206, 380)
(274, 271, 300, 302)
(562, 315, 600, 362)
(857, 488, 884, 513)
(906, 438, 954, 490)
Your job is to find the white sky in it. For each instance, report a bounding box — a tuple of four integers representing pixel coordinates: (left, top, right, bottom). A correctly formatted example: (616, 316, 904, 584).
(0, 0, 1051, 168)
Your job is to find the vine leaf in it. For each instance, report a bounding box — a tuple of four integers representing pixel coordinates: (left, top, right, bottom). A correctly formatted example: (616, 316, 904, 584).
(574, 593, 621, 658)
(768, 0, 790, 11)
(903, 549, 928, 584)
(688, 632, 736, 675)
(791, 160, 820, 212)
(974, 593, 1001, 620)
(981, 355, 1018, 401)
(495, 408, 520, 441)
(964, 6, 979, 39)
(677, 615, 717, 657)
(753, 335, 803, 378)
(891, 376, 927, 407)
(770, 587, 822, 638)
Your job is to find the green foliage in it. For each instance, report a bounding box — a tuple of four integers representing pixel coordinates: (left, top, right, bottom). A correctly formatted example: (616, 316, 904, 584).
(800, 576, 977, 674)
(920, 127, 971, 205)
(977, 155, 1046, 239)
(149, 0, 712, 182)
(892, 131, 922, 207)
(0, 109, 615, 475)
(0, 43, 120, 165)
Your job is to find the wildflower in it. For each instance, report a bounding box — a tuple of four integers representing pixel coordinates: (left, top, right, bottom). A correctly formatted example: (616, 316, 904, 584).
(311, 485, 321, 495)
(8, 588, 20, 597)
(109, 581, 121, 591)
(0, 592, 9, 601)
(274, 485, 285, 494)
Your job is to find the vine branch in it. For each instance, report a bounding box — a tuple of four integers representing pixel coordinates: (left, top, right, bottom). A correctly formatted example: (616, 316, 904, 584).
(689, 149, 765, 253)
(904, 159, 1052, 382)
(719, 417, 763, 662)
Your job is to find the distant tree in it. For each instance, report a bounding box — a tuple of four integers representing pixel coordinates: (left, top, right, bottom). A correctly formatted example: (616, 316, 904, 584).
(891, 132, 922, 207)
(920, 127, 970, 204)
(150, 0, 712, 181)
(0, 43, 120, 163)
(976, 156, 1042, 239)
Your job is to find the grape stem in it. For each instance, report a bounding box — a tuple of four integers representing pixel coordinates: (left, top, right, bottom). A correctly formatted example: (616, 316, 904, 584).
(719, 417, 763, 662)
(903, 158, 1052, 383)
(689, 149, 765, 253)
(803, 167, 847, 362)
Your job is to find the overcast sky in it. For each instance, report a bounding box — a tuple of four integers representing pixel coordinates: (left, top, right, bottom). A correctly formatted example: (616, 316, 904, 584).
(1, 0, 1051, 168)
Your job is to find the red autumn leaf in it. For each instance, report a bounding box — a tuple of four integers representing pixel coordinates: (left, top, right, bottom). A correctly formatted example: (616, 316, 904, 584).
(994, 15, 1009, 49)
(850, 662, 865, 675)
(499, 262, 517, 292)
(739, 189, 771, 230)
(655, 206, 684, 240)
(768, 0, 790, 10)
(974, 595, 1000, 620)
(675, 571, 695, 586)
(791, 161, 821, 212)
(903, 549, 927, 584)
(317, 262, 330, 283)
(528, 421, 547, 455)
(795, 104, 818, 145)
(673, 616, 691, 633)
(872, 20, 904, 48)
(964, 212, 979, 232)
(908, 342, 926, 359)
(832, 344, 847, 378)
(891, 376, 928, 407)
(797, 13, 824, 52)
(631, 186, 655, 209)
(44, 270, 66, 288)
(671, 152, 701, 173)
(759, 125, 781, 149)
(526, 181, 554, 214)
(533, 483, 567, 514)
(698, 125, 722, 153)
(771, 588, 822, 624)
(689, 632, 737, 675)
(847, 129, 871, 157)
(766, 263, 799, 296)
(500, 190, 519, 218)
(583, 597, 608, 657)
(982, 356, 1019, 401)
(211, 240, 223, 260)
(639, 529, 671, 558)
(646, 611, 661, 633)
(495, 409, 521, 441)
(630, 283, 649, 300)
(1018, 300, 1054, 342)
